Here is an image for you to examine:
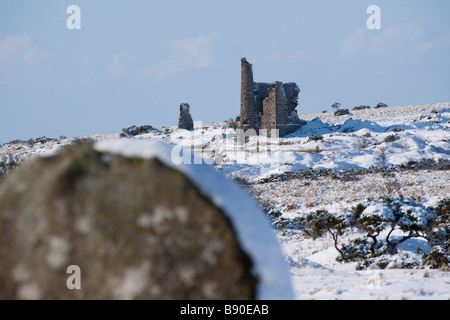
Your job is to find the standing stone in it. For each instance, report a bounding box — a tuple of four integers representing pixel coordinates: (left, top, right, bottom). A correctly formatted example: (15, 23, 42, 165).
(240, 58, 258, 131)
(178, 103, 194, 130)
(0, 143, 257, 299)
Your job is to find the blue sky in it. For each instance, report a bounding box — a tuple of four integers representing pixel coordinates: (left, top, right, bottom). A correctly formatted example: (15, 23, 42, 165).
(1, 0, 449, 142)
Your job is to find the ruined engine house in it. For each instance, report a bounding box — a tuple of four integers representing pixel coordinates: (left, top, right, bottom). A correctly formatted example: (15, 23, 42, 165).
(240, 58, 305, 137)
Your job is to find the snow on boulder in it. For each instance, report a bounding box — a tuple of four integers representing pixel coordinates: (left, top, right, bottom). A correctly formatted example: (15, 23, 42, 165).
(0, 140, 293, 300)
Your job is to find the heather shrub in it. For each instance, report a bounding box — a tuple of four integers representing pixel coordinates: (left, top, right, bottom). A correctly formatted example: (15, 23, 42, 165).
(294, 198, 441, 269)
(120, 125, 153, 137)
(423, 198, 450, 269)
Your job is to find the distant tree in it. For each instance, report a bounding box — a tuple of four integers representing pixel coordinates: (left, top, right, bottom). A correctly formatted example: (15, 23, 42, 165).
(376, 146, 402, 196)
(331, 102, 341, 111)
(303, 210, 347, 255)
(376, 147, 388, 170)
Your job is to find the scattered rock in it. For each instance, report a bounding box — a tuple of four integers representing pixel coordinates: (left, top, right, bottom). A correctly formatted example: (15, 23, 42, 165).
(375, 102, 388, 109)
(334, 109, 351, 116)
(353, 105, 371, 111)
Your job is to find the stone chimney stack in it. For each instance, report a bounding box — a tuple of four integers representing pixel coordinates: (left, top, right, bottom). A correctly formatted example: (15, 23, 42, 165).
(240, 58, 257, 131)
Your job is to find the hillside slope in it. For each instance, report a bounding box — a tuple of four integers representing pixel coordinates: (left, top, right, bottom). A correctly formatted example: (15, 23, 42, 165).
(1, 102, 449, 299)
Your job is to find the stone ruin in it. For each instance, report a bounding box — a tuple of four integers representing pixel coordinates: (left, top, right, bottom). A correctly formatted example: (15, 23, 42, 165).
(178, 103, 194, 130)
(240, 58, 306, 137)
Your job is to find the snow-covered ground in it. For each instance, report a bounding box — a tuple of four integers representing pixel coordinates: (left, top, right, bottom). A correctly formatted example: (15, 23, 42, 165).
(290, 267, 450, 300)
(1, 102, 449, 299)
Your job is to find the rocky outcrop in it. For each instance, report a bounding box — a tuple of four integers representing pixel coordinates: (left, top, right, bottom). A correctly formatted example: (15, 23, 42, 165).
(178, 103, 194, 130)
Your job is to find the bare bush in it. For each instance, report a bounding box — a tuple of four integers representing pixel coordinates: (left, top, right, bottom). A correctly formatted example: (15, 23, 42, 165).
(376, 147, 388, 169)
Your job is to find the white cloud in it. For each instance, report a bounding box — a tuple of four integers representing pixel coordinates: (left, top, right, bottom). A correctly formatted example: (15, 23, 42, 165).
(416, 32, 450, 55)
(108, 53, 134, 77)
(339, 24, 426, 60)
(137, 34, 216, 81)
(0, 33, 49, 63)
(338, 28, 367, 60)
(368, 24, 422, 55)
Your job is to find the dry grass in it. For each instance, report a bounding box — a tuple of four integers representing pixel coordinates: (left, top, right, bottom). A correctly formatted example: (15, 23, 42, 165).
(249, 170, 450, 213)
